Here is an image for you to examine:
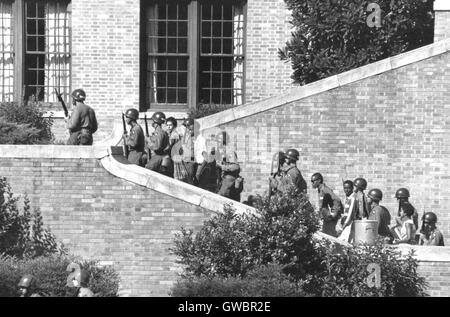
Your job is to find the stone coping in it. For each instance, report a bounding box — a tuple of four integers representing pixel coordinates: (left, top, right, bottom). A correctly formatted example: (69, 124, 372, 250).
(0, 144, 109, 159)
(197, 38, 450, 131)
(315, 232, 450, 262)
(100, 147, 257, 215)
(435, 0, 450, 10)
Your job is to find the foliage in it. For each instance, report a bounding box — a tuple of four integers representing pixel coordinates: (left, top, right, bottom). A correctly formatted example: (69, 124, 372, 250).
(187, 103, 234, 119)
(279, 0, 434, 85)
(172, 188, 321, 280)
(0, 255, 120, 297)
(171, 263, 310, 297)
(0, 177, 66, 259)
(0, 101, 54, 144)
(308, 239, 429, 297)
(0, 118, 42, 144)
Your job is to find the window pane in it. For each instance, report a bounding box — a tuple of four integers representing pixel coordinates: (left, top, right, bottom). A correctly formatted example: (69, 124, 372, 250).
(178, 21, 187, 36)
(202, 22, 211, 37)
(178, 38, 187, 53)
(202, 39, 211, 54)
(168, 21, 177, 36)
(0, 0, 15, 102)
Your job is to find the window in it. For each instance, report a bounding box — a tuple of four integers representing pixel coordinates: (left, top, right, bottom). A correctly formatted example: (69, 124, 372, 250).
(142, 0, 245, 111)
(0, 0, 71, 104)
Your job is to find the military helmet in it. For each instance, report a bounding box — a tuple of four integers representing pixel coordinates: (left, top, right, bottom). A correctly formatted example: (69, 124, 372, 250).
(151, 112, 166, 124)
(368, 188, 383, 202)
(18, 274, 36, 288)
(395, 188, 410, 199)
(182, 118, 194, 127)
(71, 89, 86, 102)
(423, 212, 438, 223)
(285, 149, 300, 161)
(74, 269, 90, 287)
(354, 178, 368, 190)
(125, 108, 139, 121)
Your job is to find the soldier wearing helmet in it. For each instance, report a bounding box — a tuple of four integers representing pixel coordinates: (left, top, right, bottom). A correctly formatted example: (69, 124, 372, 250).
(145, 112, 169, 173)
(419, 212, 444, 246)
(310, 173, 343, 237)
(353, 178, 370, 220)
(217, 152, 244, 202)
(395, 188, 419, 232)
(123, 108, 145, 167)
(17, 274, 42, 297)
(366, 188, 392, 240)
(269, 149, 307, 195)
(66, 89, 98, 145)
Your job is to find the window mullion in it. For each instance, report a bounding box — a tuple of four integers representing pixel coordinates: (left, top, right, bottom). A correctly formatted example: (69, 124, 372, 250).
(187, 0, 199, 110)
(13, 0, 24, 103)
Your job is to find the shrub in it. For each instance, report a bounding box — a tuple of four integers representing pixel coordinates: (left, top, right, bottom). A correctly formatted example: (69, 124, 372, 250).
(0, 255, 121, 297)
(0, 101, 54, 144)
(0, 118, 42, 144)
(0, 177, 66, 259)
(171, 263, 309, 297)
(309, 239, 429, 297)
(172, 188, 321, 280)
(187, 103, 234, 119)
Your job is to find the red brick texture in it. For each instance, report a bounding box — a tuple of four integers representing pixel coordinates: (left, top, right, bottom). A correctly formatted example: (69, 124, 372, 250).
(202, 50, 450, 247)
(417, 262, 450, 297)
(0, 157, 211, 297)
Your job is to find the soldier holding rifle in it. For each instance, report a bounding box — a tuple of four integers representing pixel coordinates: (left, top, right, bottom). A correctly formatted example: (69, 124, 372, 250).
(56, 89, 98, 145)
(269, 149, 307, 196)
(122, 108, 145, 167)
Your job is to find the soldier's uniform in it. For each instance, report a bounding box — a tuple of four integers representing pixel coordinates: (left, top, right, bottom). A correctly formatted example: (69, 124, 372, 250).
(66, 90, 98, 145)
(218, 161, 243, 202)
(271, 165, 307, 195)
(125, 123, 145, 166)
(146, 125, 169, 172)
(419, 228, 444, 246)
(317, 183, 343, 237)
(368, 204, 392, 238)
(353, 191, 369, 220)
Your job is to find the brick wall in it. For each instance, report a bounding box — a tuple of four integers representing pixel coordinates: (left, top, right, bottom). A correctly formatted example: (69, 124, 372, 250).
(200, 48, 450, 246)
(418, 262, 450, 296)
(0, 153, 212, 297)
(434, 0, 450, 42)
(245, 0, 296, 103)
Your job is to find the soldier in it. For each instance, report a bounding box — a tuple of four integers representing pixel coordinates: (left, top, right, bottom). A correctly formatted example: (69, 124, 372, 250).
(123, 108, 145, 167)
(196, 148, 219, 193)
(70, 269, 94, 297)
(218, 152, 244, 202)
(17, 274, 43, 297)
(145, 112, 169, 173)
(395, 188, 419, 232)
(353, 178, 370, 220)
(337, 180, 356, 242)
(366, 189, 392, 241)
(66, 89, 98, 145)
(311, 173, 343, 237)
(269, 149, 307, 195)
(419, 212, 445, 246)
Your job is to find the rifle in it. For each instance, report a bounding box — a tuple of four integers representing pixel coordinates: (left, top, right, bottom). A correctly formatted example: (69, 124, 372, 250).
(144, 114, 151, 161)
(54, 88, 69, 118)
(121, 113, 129, 158)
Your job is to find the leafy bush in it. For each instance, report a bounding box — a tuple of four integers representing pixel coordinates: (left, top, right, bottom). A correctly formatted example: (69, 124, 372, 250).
(187, 103, 234, 119)
(0, 118, 42, 144)
(0, 101, 54, 144)
(0, 255, 120, 297)
(308, 239, 429, 297)
(0, 177, 66, 259)
(172, 188, 321, 281)
(280, 0, 434, 85)
(171, 263, 310, 297)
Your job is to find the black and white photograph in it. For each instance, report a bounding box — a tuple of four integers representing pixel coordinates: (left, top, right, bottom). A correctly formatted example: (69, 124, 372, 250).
(0, 0, 449, 303)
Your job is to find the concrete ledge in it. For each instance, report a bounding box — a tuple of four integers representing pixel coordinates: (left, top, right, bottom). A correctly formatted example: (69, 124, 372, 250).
(395, 245, 450, 262)
(0, 145, 109, 159)
(435, 0, 450, 11)
(100, 147, 257, 215)
(197, 38, 450, 131)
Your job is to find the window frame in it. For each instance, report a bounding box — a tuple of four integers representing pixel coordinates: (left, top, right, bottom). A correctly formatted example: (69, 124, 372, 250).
(7, 0, 72, 104)
(140, 0, 247, 112)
